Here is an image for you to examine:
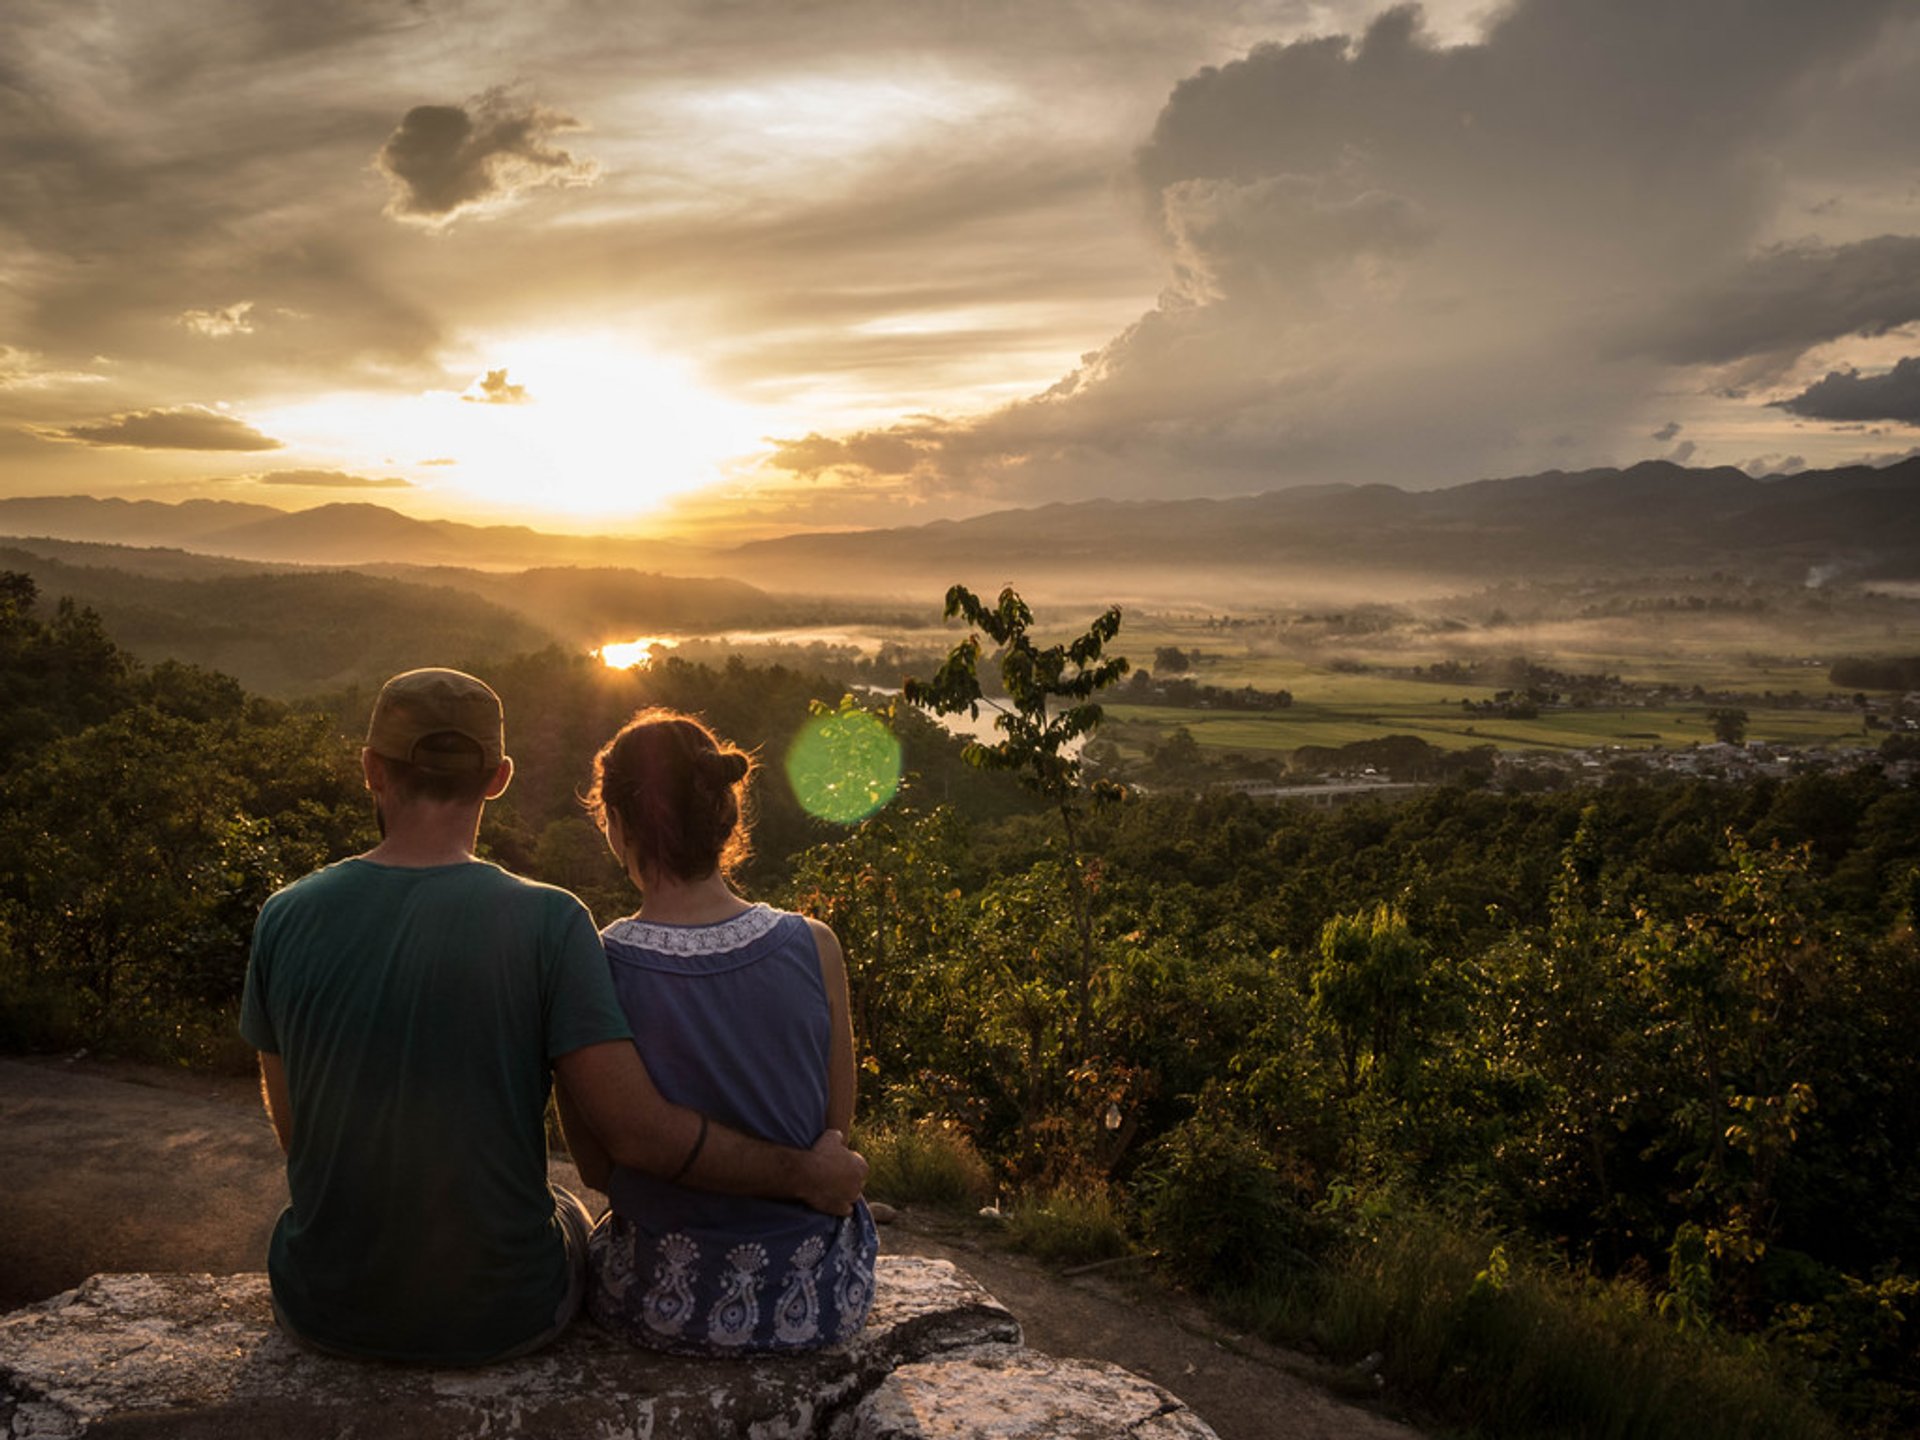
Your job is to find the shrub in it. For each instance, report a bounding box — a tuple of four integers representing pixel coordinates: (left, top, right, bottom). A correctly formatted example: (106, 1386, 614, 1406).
(1134, 1099, 1310, 1288)
(855, 1118, 994, 1208)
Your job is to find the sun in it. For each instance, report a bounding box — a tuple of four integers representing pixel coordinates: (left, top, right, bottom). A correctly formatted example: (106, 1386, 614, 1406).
(445, 334, 773, 518)
(256, 332, 773, 525)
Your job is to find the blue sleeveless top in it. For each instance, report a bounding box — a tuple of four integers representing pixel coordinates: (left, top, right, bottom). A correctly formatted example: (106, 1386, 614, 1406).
(586, 905, 877, 1353)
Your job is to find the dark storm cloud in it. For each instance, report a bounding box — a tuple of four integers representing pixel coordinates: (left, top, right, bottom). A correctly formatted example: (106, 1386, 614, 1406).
(764, 0, 1912, 502)
(1160, 175, 1435, 305)
(377, 92, 597, 224)
(46, 405, 283, 452)
(1772, 356, 1920, 424)
(1639, 236, 1920, 365)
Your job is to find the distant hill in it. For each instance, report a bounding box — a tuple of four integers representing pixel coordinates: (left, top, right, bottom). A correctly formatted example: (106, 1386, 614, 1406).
(0, 537, 825, 692)
(7, 457, 1917, 608)
(363, 564, 793, 643)
(0, 543, 555, 696)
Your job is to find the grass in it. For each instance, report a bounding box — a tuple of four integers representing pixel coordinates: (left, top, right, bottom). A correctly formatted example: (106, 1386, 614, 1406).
(844, 1154, 1846, 1440)
(1003, 1181, 1133, 1266)
(853, 1117, 995, 1208)
(1229, 1218, 1841, 1440)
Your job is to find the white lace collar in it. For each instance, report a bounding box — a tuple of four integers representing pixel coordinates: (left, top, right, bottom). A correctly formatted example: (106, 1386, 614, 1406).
(605, 904, 782, 957)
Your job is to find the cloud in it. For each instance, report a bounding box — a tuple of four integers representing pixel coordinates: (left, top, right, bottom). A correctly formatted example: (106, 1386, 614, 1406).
(462, 368, 530, 405)
(1638, 236, 1920, 365)
(244, 468, 413, 489)
(179, 302, 256, 337)
(763, 0, 1915, 503)
(1160, 175, 1434, 306)
(1770, 355, 1920, 424)
(766, 425, 945, 478)
(5, 0, 1918, 523)
(44, 405, 283, 451)
(377, 92, 597, 225)
(1651, 422, 1682, 442)
(0, 347, 105, 390)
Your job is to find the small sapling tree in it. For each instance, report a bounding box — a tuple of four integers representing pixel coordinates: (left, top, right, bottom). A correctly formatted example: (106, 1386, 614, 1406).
(903, 584, 1128, 1064)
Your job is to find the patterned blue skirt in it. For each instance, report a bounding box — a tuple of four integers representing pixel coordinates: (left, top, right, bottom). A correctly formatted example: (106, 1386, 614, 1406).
(587, 1200, 877, 1354)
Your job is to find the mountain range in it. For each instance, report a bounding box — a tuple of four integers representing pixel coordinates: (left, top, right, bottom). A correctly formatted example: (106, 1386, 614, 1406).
(0, 496, 713, 572)
(725, 458, 1920, 598)
(4, 457, 1917, 606)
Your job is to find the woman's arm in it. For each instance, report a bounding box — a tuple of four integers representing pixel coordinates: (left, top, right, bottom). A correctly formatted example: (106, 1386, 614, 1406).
(554, 1077, 613, 1192)
(808, 917, 857, 1135)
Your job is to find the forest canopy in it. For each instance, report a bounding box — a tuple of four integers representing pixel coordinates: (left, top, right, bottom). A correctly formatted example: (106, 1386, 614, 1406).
(2, 571, 1916, 1437)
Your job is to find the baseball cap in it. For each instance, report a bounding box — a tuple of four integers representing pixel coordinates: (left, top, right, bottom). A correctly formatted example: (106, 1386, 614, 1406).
(365, 668, 506, 774)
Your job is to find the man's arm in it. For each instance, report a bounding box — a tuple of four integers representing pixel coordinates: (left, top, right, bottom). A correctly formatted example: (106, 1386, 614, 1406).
(554, 1040, 866, 1216)
(257, 1052, 291, 1155)
(554, 1077, 613, 1192)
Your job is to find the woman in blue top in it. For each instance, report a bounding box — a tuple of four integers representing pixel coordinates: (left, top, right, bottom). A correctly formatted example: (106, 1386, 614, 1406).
(557, 708, 876, 1353)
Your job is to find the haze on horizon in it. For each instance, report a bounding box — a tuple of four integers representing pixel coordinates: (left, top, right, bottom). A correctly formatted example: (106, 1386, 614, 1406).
(3, 0, 1919, 542)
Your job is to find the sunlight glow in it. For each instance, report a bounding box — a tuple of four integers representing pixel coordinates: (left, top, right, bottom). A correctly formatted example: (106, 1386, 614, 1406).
(674, 72, 1008, 154)
(598, 636, 680, 670)
(255, 333, 774, 523)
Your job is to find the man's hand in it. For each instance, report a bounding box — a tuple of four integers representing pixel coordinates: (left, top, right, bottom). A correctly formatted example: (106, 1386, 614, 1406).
(557, 1040, 867, 1214)
(799, 1129, 868, 1217)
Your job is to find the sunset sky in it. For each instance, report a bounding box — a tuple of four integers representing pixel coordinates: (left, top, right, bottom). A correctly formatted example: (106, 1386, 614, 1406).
(3, 0, 1918, 538)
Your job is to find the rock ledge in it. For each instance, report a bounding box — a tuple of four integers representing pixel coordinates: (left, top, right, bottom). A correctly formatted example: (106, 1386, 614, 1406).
(0, 1257, 1217, 1439)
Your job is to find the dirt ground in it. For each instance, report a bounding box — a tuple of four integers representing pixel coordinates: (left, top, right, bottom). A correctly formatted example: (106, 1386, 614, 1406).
(0, 1055, 1424, 1440)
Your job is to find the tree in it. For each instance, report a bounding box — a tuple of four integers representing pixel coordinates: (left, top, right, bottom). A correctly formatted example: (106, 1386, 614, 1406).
(785, 806, 967, 1097)
(0, 702, 361, 1030)
(1627, 837, 1829, 1322)
(903, 585, 1128, 1062)
(1149, 726, 1204, 777)
(0, 574, 134, 766)
(1707, 706, 1749, 745)
(1309, 903, 1426, 1095)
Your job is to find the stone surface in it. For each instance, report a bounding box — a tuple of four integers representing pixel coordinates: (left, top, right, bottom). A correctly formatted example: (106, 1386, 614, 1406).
(848, 1343, 1218, 1439)
(0, 1258, 1220, 1440)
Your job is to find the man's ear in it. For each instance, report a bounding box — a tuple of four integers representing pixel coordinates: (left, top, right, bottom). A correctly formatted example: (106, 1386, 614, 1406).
(361, 747, 382, 793)
(484, 755, 514, 801)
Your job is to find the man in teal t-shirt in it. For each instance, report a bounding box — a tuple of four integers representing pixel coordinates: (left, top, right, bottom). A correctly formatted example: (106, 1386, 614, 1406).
(241, 669, 866, 1365)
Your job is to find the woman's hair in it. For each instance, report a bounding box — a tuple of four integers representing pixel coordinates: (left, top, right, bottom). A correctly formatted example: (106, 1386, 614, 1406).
(586, 708, 755, 882)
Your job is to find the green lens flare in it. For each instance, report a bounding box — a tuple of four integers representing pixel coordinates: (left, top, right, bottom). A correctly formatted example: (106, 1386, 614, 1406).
(785, 710, 902, 824)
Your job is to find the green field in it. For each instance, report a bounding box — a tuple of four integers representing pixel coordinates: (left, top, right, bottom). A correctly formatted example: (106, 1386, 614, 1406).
(1096, 588, 1904, 759)
(1107, 697, 1870, 756)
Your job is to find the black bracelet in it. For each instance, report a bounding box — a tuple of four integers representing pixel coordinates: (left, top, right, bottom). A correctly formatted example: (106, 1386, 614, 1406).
(670, 1114, 709, 1185)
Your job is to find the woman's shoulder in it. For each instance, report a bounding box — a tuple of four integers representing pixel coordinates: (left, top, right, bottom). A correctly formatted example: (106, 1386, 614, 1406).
(601, 903, 812, 961)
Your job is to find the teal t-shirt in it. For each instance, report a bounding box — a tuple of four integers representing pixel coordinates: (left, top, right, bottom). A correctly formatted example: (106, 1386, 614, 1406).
(240, 858, 632, 1364)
